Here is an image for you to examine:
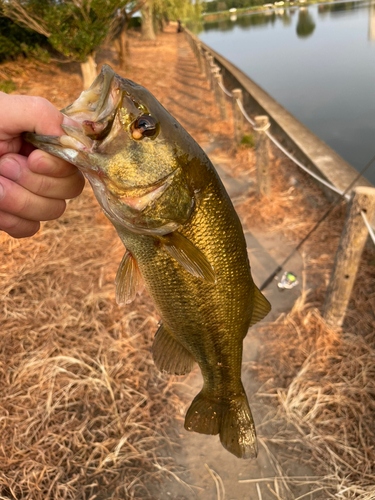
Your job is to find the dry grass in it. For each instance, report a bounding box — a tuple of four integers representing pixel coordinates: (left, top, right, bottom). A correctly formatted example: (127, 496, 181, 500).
(0, 188, 187, 499)
(241, 142, 375, 498)
(0, 28, 235, 499)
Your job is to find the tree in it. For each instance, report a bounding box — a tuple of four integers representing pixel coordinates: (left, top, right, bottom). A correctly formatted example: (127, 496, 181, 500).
(0, 1, 48, 63)
(3, 0, 129, 88)
(141, 0, 155, 40)
(152, 0, 201, 32)
(110, 0, 146, 70)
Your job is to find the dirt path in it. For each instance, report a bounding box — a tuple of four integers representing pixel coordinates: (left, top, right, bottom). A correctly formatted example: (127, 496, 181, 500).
(120, 28, 319, 500)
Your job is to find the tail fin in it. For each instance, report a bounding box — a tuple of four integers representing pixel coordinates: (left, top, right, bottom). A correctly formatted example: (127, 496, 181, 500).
(184, 391, 223, 435)
(220, 395, 257, 459)
(184, 390, 257, 459)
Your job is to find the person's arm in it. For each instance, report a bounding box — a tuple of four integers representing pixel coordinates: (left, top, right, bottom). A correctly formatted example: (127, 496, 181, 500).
(0, 93, 85, 238)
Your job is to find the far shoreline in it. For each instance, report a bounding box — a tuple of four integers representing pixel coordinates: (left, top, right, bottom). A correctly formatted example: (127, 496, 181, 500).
(201, 0, 352, 22)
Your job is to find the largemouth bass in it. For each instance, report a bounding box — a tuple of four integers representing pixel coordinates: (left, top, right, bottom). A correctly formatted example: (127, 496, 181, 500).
(25, 64, 271, 459)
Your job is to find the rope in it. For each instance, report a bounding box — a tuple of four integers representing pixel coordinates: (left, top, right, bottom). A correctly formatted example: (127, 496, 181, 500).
(235, 98, 256, 126)
(233, 95, 348, 198)
(265, 130, 348, 199)
(217, 80, 233, 97)
(361, 210, 375, 246)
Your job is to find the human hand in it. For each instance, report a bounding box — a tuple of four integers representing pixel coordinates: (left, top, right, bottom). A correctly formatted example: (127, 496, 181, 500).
(0, 92, 85, 238)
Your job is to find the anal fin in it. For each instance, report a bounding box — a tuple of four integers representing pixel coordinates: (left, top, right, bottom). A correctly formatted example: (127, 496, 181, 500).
(249, 285, 271, 327)
(160, 232, 216, 283)
(152, 323, 196, 375)
(115, 250, 144, 305)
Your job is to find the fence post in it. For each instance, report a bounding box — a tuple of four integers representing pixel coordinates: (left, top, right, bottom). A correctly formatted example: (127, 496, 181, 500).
(214, 73, 227, 120)
(232, 89, 244, 143)
(323, 187, 375, 327)
(212, 65, 220, 103)
(207, 55, 215, 90)
(254, 116, 271, 197)
(204, 51, 210, 81)
(196, 42, 204, 74)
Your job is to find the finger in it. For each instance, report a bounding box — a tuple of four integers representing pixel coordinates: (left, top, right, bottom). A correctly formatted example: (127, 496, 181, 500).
(0, 93, 71, 138)
(0, 93, 77, 156)
(0, 211, 40, 239)
(0, 155, 85, 200)
(0, 176, 66, 222)
(28, 149, 79, 178)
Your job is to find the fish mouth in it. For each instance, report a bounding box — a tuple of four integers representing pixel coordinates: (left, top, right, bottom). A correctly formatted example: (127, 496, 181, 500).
(24, 64, 124, 168)
(61, 64, 117, 123)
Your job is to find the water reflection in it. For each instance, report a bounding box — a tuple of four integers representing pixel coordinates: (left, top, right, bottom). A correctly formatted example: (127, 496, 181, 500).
(296, 8, 316, 38)
(318, 0, 364, 15)
(202, 10, 294, 33)
(198, 0, 370, 39)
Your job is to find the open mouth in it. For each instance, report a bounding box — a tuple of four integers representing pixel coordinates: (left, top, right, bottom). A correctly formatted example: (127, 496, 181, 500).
(24, 64, 123, 160)
(59, 64, 123, 153)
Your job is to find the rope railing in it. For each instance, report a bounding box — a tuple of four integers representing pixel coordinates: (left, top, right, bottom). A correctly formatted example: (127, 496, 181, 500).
(185, 29, 375, 327)
(217, 76, 348, 199)
(217, 79, 233, 98)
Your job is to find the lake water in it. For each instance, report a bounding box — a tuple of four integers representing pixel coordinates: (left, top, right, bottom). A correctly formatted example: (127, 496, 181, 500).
(196, 0, 375, 184)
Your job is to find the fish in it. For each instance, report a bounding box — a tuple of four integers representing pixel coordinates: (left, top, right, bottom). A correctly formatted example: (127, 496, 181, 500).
(25, 64, 271, 459)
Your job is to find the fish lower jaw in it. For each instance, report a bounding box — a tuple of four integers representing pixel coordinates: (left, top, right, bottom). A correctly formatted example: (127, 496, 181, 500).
(60, 134, 93, 152)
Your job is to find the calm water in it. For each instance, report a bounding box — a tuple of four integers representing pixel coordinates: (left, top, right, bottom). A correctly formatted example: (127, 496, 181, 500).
(197, 1, 375, 183)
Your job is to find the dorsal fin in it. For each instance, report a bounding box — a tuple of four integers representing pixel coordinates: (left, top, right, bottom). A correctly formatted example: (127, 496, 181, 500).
(249, 286, 271, 327)
(115, 250, 144, 305)
(160, 232, 216, 283)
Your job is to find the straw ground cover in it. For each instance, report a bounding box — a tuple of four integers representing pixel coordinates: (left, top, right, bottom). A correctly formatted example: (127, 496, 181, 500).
(236, 144, 375, 498)
(0, 27, 233, 499)
(0, 187, 190, 499)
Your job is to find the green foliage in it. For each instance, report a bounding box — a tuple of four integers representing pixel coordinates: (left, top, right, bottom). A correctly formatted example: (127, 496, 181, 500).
(153, 0, 201, 23)
(3, 0, 129, 62)
(241, 134, 255, 148)
(0, 3, 48, 62)
(202, 0, 265, 14)
(0, 79, 16, 93)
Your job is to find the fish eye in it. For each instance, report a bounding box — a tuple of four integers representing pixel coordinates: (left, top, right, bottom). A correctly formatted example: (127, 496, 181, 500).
(132, 115, 158, 139)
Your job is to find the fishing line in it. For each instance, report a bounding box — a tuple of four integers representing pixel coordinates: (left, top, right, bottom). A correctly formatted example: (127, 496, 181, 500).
(259, 154, 375, 291)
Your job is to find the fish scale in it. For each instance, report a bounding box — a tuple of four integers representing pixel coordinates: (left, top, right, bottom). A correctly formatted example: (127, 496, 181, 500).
(25, 64, 271, 459)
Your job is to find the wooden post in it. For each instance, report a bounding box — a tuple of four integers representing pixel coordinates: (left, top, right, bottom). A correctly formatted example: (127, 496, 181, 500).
(232, 89, 244, 143)
(196, 43, 204, 74)
(212, 65, 220, 104)
(214, 72, 227, 120)
(254, 116, 271, 197)
(323, 187, 375, 327)
(204, 51, 210, 80)
(207, 55, 215, 90)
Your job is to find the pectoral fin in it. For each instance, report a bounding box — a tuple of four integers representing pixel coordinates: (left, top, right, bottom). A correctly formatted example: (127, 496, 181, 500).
(160, 232, 216, 283)
(115, 250, 144, 305)
(152, 323, 196, 375)
(249, 286, 271, 327)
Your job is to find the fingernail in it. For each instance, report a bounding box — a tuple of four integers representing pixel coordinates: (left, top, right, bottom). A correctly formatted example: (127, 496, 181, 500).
(0, 158, 21, 182)
(62, 115, 80, 128)
(0, 181, 4, 200)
